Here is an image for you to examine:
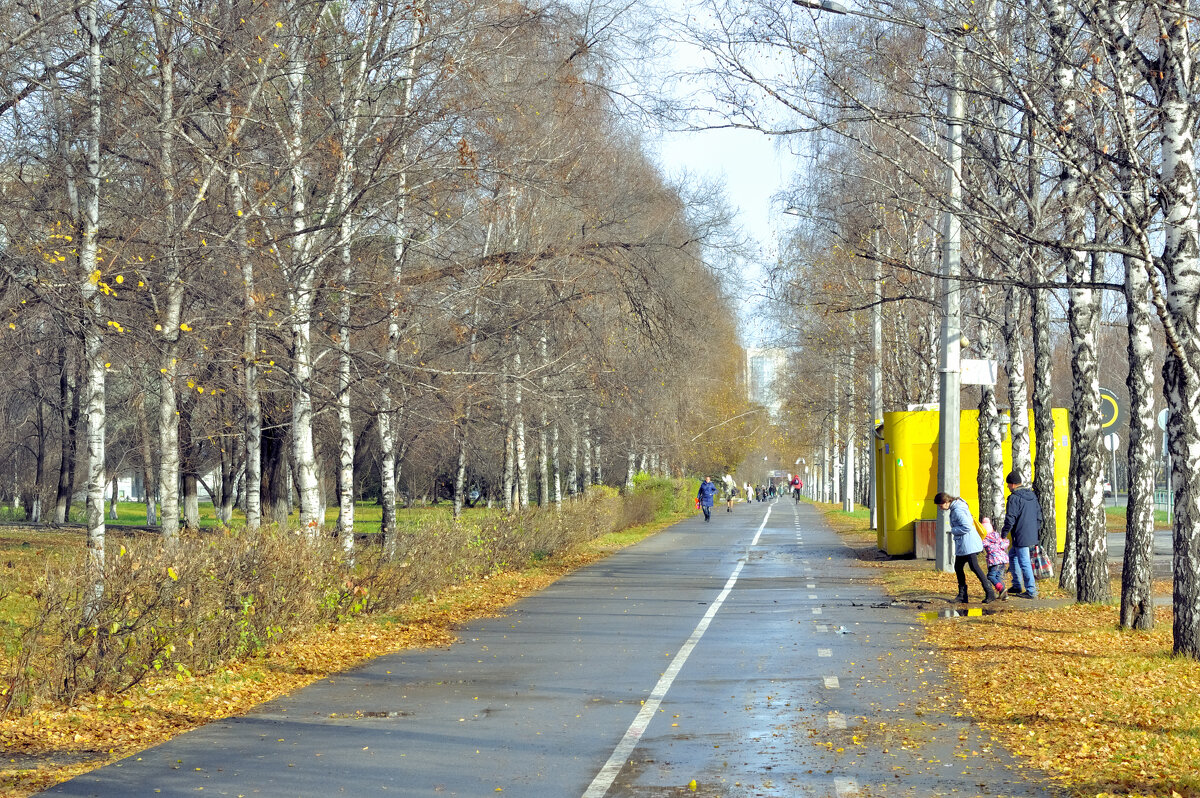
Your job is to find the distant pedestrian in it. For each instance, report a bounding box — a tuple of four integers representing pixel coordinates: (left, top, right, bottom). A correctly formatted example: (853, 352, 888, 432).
(1001, 471, 1042, 599)
(934, 491, 997, 604)
(979, 517, 1009, 600)
(725, 483, 736, 512)
(697, 476, 718, 522)
(745, 482, 754, 502)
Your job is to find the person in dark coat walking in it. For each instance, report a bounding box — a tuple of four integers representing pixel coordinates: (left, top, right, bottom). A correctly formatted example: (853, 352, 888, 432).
(1001, 471, 1043, 598)
(697, 476, 718, 522)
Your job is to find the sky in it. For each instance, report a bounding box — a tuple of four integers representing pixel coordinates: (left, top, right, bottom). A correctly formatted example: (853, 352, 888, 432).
(651, 126, 795, 346)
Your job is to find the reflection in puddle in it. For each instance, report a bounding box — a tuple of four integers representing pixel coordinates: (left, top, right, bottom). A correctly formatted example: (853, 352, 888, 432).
(918, 607, 1001, 620)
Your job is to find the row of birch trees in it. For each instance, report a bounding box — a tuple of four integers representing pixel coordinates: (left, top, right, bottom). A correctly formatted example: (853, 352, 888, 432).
(0, 0, 756, 598)
(670, 0, 1200, 657)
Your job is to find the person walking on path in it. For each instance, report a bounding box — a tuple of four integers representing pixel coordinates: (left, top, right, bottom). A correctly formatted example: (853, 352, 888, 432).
(697, 476, 718, 522)
(725, 482, 736, 513)
(935, 491, 998, 604)
(1001, 471, 1042, 599)
(980, 518, 1009, 600)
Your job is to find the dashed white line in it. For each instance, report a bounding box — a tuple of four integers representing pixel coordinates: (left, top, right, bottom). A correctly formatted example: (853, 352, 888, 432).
(834, 777, 859, 797)
(818, 648, 832, 657)
(827, 712, 847, 729)
(823, 676, 840, 689)
(811, 607, 822, 615)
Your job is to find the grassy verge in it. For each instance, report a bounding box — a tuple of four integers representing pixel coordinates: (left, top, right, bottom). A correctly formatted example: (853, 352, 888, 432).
(816, 503, 1200, 798)
(0, 483, 692, 797)
(37, 500, 505, 536)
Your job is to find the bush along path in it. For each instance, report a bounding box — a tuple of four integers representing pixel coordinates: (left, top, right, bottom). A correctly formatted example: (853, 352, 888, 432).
(819, 502, 1200, 798)
(0, 478, 697, 797)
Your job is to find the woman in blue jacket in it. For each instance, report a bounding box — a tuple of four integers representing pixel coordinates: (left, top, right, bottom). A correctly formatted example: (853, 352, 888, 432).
(935, 492, 998, 604)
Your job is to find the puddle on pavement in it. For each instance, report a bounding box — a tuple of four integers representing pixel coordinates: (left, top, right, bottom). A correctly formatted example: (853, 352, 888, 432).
(328, 710, 412, 719)
(918, 607, 1002, 619)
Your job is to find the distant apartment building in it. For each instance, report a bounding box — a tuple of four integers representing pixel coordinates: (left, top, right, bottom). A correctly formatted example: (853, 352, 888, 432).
(745, 347, 787, 418)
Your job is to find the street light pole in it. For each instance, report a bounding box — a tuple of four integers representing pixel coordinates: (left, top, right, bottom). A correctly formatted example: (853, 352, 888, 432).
(933, 35, 964, 574)
(792, 0, 963, 571)
(870, 228, 882, 531)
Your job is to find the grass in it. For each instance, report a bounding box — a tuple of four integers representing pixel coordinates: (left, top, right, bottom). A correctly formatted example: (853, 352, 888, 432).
(1104, 504, 1174, 528)
(815, 502, 1199, 798)
(47, 500, 503, 535)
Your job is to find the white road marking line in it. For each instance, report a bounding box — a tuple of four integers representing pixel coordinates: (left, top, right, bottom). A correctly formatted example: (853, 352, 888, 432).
(811, 607, 822, 615)
(823, 676, 840, 689)
(808, 594, 818, 599)
(827, 712, 847, 729)
(815, 624, 828, 632)
(818, 648, 832, 657)
(834, 777, 859, 797)
(807, 583, 816, 588)
(582, 505, 773, 798)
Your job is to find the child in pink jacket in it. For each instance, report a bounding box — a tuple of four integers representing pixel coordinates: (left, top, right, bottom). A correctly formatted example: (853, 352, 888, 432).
(980, 518, 1010, 600)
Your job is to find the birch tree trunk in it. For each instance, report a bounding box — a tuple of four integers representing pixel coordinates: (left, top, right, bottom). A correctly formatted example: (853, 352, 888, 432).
(282, 5, 322, 537)
(538, 328, 550, 506)
(54, 349, 78, 525)
(1029, 259, 1058, 554)
(80, 0, 105, 621)
(568, 415, 579, 496)
(150, 2, 184, 545)
(379, 6, 425, 549)
(1157, 0, 1200, 657)
(1026, 110, 1057, 556)
(552, 412, 562, 506)
(976, 322, 1003, 522)
(1121, 244, 1157, 629)
(1050, 0, 1107, 602)
(514, 348, 528, 509)
(1110, 21, 1156, 630)
(453, 287, 484, 521)
(842, 347, 855, 513)
(223, 0, 261, 532)
(1003, 287, 1031, 481)
(230, 139, 261, 532)
(831, 370, 841, 506)
(136, 389, 157, 526)
(581, 409, 592, 491)
(332, 7, 375, 553)
(502, 378, 515, 510)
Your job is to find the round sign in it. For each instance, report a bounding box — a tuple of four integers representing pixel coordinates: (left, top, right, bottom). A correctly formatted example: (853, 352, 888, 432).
(1099, 388, 1124, 430)
(1158, 408, 1169, 432)
(1103, 433, 1119, 452)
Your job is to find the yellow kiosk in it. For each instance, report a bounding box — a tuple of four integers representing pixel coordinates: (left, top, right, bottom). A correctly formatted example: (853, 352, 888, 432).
(875, 409, 1069, 557)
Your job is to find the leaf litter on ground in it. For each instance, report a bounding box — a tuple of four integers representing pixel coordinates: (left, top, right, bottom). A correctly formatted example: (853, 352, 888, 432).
(821, 503, 1200, 798)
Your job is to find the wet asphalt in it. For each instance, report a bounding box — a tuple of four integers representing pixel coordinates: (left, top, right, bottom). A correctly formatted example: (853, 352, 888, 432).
(41, 500, 1060, 798)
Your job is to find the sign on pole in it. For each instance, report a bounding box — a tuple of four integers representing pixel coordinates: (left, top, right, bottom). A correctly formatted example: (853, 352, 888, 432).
(961, 358, 998, 386)
(1099, 388, 1124, 430)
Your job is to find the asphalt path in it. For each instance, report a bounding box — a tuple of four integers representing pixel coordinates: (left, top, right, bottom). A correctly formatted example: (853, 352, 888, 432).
(43, 501, 1058, 798)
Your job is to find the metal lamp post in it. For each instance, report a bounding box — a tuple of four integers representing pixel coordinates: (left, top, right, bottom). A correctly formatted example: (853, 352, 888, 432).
(792, 0, 963, 571)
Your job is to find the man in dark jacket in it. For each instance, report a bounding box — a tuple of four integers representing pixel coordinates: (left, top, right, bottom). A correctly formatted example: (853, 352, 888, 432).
(1001, 471, 1043, 598)
(697, 476, 719, 522)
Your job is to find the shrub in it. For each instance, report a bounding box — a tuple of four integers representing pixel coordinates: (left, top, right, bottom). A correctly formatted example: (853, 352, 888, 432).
(0, 480, 697, 718)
